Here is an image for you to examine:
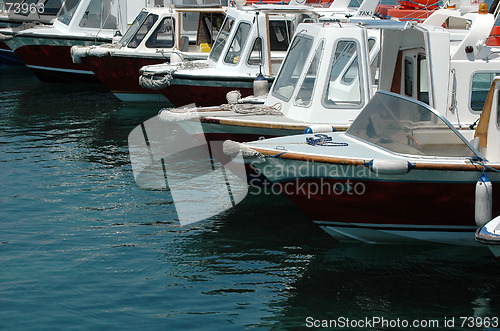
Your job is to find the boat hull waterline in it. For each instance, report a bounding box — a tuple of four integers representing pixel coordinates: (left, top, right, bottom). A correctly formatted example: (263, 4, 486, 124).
(80, 55, 170, 102)
(7, 36, 110, 82)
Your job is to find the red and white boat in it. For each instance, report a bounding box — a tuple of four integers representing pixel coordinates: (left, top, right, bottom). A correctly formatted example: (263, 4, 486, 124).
(138, 0, 381, 107)
(237, 77, 500, 245)
(1, 0, 145, 81)
(71, 5, 226, 102)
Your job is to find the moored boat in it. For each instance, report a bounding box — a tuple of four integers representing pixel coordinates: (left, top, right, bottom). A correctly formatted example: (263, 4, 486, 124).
(1, 0, 144, 81)
(235, 80, 500, 245)
(71, 4, 226, 102)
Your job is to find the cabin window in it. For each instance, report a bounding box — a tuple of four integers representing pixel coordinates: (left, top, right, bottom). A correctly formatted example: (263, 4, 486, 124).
(247, 37, 262, 66)
(272, 34, 314, 101)
(404, 57, 413, 97)
(497, 90, 500, 127)
(197, 12, 224, 46)
(269, 20, 292, 52)
(323, 40, 362, 107)
(209, 16, 234, 62)
(182, 12, 199, 36)
(471, 72, 500, 112)
(417, 55, 429, 105)
(79, 0, 118, 29)
(368, 38, 376, 51)
(146, 17, 174, 48)
(56, 0, 80, 25)
(403, 54, 429, 105)
(119, 11, 148, 47)
(127, 14, 158, 49)
(295, 39, 324, 108)
(368, 37, 379, 86)
(224, 22, 251, 64)
(370, 52, 380, 87)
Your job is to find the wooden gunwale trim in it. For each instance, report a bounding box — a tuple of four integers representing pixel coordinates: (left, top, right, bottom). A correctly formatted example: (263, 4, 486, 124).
(199, 116, 350, 131)
(249, 147, 497, 172)
(201, 116, 308, 129)
(170, 106, 227, 113)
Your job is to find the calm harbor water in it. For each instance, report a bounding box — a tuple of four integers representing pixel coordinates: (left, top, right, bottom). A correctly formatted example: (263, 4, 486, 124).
(2, 66, 500, 330)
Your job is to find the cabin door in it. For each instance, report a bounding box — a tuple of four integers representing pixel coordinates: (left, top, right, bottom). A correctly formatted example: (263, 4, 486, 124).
(400, 48, 429, 105)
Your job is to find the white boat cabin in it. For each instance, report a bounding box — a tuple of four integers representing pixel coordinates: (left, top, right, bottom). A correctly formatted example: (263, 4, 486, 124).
(271, 3, 500, 129)
(263, 22, 381, 126)
(378, 4, 499, 130)
(115, 6, 226, 58)
(205, 5, 320, 77)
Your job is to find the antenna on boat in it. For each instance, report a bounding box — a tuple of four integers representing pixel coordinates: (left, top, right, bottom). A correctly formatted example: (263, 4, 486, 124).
(253, 11, 269, 97)
(255, 11, 262, 75)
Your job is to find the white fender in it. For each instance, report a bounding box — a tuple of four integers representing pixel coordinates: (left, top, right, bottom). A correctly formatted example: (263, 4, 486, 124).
(253, 73, 269, 97)
(368, 159, 411, 175)
(475, 173, 493, 227)
(304, 125, 335, 134)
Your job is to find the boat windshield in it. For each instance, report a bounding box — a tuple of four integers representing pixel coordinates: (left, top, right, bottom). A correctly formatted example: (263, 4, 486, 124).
(126, 13, 158, 49)
(269, 20, 292, 51)
(79, 0, 119, 29)
(347, 92, 478, 157)
(57, 0, 81, 25)
(271, 33, 314, 101)
(119, 10, 149, 47)
(209, 15, 235, 62)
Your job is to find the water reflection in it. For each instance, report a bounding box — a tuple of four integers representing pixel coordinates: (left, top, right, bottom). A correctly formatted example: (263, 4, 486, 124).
(154, 201, 500, 328)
